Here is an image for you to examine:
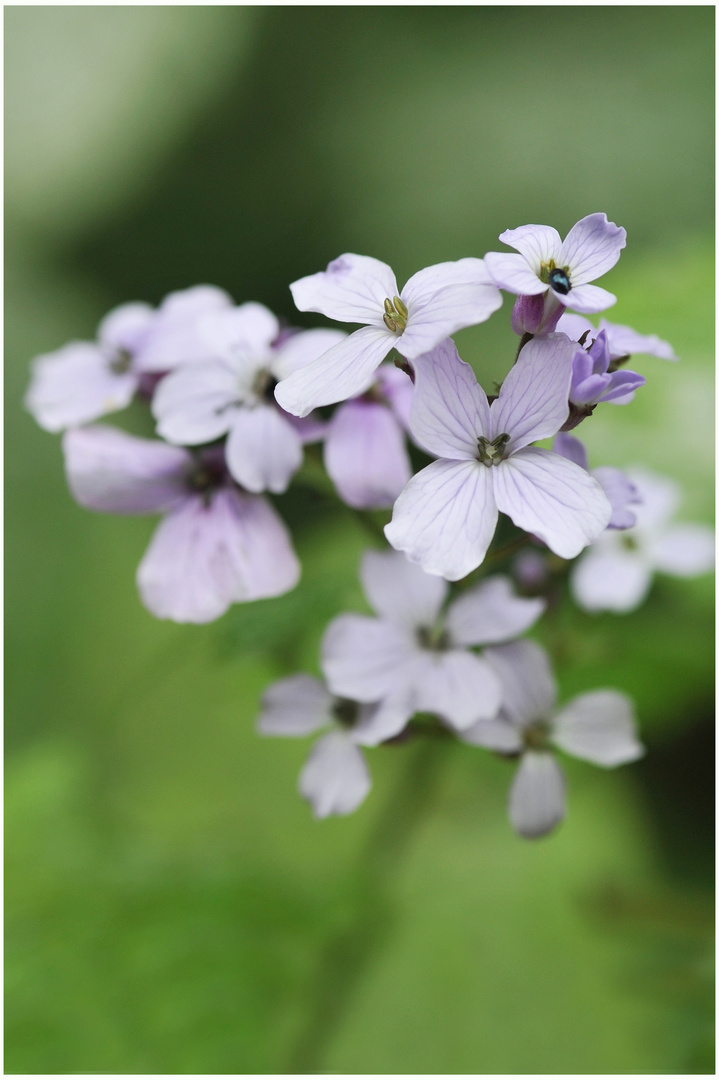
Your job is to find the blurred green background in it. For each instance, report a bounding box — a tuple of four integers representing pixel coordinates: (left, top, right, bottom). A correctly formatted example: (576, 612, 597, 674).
(5, 7, 714, 1073)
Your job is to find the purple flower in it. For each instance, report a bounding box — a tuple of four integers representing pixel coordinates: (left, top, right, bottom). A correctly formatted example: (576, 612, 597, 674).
(152, 302, 345, 494)
(258, 674, 412, 817)
(324, 364, 414, 509)
(568, 329, 645, 408)
(571, 468, 715, 612)
(322, 550, 545, 732)
(553, 433, 640, 530)
(274, 253, 502, 416)
(463, 640, 644, 838)
(62, 425, 300, 623)
(557, 312, 678, 362)
(384, 336, 612, 580)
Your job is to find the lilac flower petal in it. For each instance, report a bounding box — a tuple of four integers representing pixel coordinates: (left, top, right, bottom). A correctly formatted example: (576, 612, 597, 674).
(498, 223, 563, 270)
(274, 326, 393, 418)
(283, 412, 329, 444)
(509, 752, 566, 839)
(137, 488, 299, 623)
(399, 259, 502, 357)
(494, 448, 611, 559)
(271, 328, 347, 381)
(26, 342, 139, 432)
(375, 363, 414, 430)
(195, 302, 279, 361)
(650, 524, 715, 576)
(592, 467, 640, 529)
(414, 649, 502, 729)
(598, 370, 646, 404)
(408, 338, 490, 459)
(559, 213, 626, 286)
(133, 285, 234, 372)
(152, 361, 239, 444)
(570, 371, 613, 407)
(553, 432, 589, 471)
(445, 574, 545, 647)
(225, 405, 303, 494)
(462, 717, 523, 753)
(564, 283, 617, 313)
(400, 257, 494, 300)
(299, 731, 371, 818)
(483, 640, 556, 729)
(290, 253, 398, 325)
(552, 690, 644, 767)
(352, 694, 414, 747)
(598, 319, 677, 361)
(555, 312, 597, 343)
(258, 674, 333, 737)
(511, 294, 547, 335)
(324, 399, 411, 509)
(570, 548, 652, 613)
(385, 459, 498, 581)
(321, 614, 417, 702)
(98, 302, 155, 353)
(484, 252, 547, 295)
(490, 334, 577, 452)
(360, 549, 448, 631)
(63, 425, 190, 514)
(629, 469, 681, 529)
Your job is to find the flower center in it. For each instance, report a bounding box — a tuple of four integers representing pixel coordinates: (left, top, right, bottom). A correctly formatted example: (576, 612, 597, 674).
(332, 697, 360, 728)
(417, 624, 449, 651)
(109, 348, 133, 375)
(477, 432, 510, 467)
(382, 296, 408, 334)
(620, 533, 639, 551)
(186, 451, 227, 501)
(539, 259, 571, 295)
(251, 367, 278, 404)
(522, 720, 551, 751)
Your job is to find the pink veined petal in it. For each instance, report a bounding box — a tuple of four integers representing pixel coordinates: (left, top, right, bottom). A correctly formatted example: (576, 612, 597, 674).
(497, 223, 563, 272)
(194, 303, 280, 363)
(551, 690, 644, 767)
(408, 338, 490, 459)
(399, 259, 502, 358)
(25, 342, 139, 432)
(570, 546, 652, 613)
(400, 257, 494, 301)
(321, 613, 418, 703)
(323, 399, 411, 509)
(385, 459, 498, 582)
(490, 334, 576, 452)
(63, 425, 190, 514)
(225, 404, 303, 494)
(271, 328, 348, 381)
(553, 432, 590, 471)
(257, 674, 334, 737)
(359, 549, 448, 630)
(299, 731, 371, 818)
(462, 717, 523, 753)
(290, 253, 398, 325)
(509, 752, 566, 839)
(133, 285, 234, 372)
(559, 213, 626, 286)
(351, 693, 414, 747)
(483, 640, 557, 729)
(649, 524, 715, 576)
(494, 447, 611, 559)
(483, 252, 547, 295)
(414, 649, 502, 730)
(564, 283, 617, 313)
(445, 575, 545, 647)
(98, 301, 155, 353)
(152, 360, 239, 444)
(599, 319, 678, 361)
(274, 325, 394, 418)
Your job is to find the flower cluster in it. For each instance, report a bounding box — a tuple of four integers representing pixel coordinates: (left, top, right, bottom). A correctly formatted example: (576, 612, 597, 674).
(27, 213, 713, 837)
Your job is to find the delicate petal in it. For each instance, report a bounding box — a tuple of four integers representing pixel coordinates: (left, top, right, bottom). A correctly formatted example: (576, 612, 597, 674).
(195, 302, 279, 362)
(225, 405, 303, 494)
(511, 293, 564, 336)
(321, 614, 417, 702)
(559, 213, 626, 285)
(649, 524, 715, 576)
(399, 259, 502, 357)
(629, 469, 681, 529)
(598, 319, 678, 361)
(258, 675, 333, 737)
(509, 752, 566, 839)
(290, 253, 398, 325)
(98, 302, 155, 353)
(483, 640, 556, 729)
(597, 369, 645, 404)
(555, 312, 597, 344)
(414, 649, 502, 730)
(494, 448, 611, 559)
(137, 488, 299, 623)
(299, 731, 371, 818)
(497, 223, 563, 271)
(552, 690, 644, 766)
(564, 283, 617, 313)
(134, 285, 234, 372)
(152, 361, 239, 444)
(63, 425, 190, 514)
(484, 252, 547, 295)
(351, 694, 414, 747)
(445, 575, 545, 647)
(462, 717, 523, 753)
(324, 399, 411, 509)
(375, 363, 414, 430)
(360, 549, 447, 630)
(271, 328, 347, 381)
(283, 411, 329, 444)
(274, 325, 393, 417)
(408, 338, 490, 459)
(592, 467, 640, 529)
(385, 459, 498, 581)
(490, 334, 576, 451)
(553, 431, 589, 471)
(400, 257, 494, 300)
(26, 342, 138, 432)
(570, 547, 652, 612)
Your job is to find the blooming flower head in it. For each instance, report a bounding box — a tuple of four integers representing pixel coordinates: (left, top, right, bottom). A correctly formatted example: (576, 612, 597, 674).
(257, 673, 412, 817)
(570, 468, 715, 612)
(556, 312, 678, 363)
(152, 302, 345, 494)
(274, 253, 502, 416)
(463, 640, 644, 838)
(63, 425, 300, 623)
(384, 335, 612, 580)
(322, 550, 545, 731)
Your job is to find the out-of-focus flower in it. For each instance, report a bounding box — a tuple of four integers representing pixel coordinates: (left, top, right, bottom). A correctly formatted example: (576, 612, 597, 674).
(322, 550, 545, 732)
(131, 284, 235, 373)
(571, 468, 715, 612)
(464, 640, 644, 838)
(274, 253, 502, 416)
(554, 432, 641, 529)
(557, 312, 678, 362)
(384, 336, 611, 580)
(63, 425, 300, 623)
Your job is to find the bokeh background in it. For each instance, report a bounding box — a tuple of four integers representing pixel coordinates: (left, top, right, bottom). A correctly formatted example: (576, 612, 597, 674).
(5, 6, 714, 1073)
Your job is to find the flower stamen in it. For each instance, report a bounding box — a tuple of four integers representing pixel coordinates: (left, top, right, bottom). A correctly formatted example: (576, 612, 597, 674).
(477, 432, 510, 467)
(383, 296, 408, 333)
